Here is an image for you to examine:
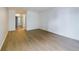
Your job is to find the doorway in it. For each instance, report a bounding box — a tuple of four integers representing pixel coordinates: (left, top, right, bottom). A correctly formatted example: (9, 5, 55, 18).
(15, 13, 26, 31)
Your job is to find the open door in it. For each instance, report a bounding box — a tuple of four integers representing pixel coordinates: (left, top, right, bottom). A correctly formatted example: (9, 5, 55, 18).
(15, 16, 18, 30)
(15, 14, 26, 31)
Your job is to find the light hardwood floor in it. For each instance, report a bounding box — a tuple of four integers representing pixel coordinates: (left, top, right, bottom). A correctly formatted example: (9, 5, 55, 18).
(1, 29, 79, 51)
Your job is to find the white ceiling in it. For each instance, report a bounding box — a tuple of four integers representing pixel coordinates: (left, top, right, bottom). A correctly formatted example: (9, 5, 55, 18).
(8, 7, 52, 12)
(26, 7, 52, 12)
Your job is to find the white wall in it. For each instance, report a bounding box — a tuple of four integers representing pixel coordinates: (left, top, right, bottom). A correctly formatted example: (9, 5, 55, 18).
(40, 7, 79, 40)
(23, 14, 26, 28)
(26, 10, 40, 30)
(0, 8, 8, 49)
(8, 9, 16, 31)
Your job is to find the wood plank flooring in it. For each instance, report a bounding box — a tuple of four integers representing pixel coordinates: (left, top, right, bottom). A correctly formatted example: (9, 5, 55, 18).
(1, 29, 79, 51)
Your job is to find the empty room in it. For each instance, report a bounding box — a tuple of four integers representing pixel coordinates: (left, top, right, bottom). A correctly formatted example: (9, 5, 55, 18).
(0, 7, 79, 51)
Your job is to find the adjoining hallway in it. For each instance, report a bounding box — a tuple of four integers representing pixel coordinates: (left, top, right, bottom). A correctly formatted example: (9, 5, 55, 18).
(15, 9, 26, 31)
(1, 29, 79, 51)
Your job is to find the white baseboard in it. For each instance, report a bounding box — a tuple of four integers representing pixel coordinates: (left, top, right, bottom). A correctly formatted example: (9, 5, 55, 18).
(40, 28, 79, 41)
(0, 32, 8, 50)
